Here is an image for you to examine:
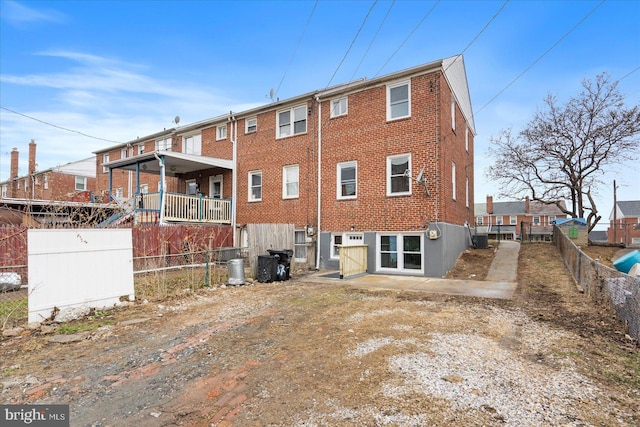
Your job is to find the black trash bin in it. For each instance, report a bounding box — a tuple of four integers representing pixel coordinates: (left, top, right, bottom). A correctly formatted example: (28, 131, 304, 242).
(267, 249, 294, 280)
(257, 255, 278, 283)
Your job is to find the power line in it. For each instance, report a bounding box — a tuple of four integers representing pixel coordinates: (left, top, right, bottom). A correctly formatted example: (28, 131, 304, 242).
(458, 0, 509, 57)
(0, 106, 124, 144)
(274, 0, 319, 99)
(475, 0, 605, 116)
(324, 0, 378, 89)
(374, 0, 441, 78)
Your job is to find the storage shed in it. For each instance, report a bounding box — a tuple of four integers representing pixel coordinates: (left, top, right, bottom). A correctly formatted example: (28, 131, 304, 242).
(555, 218, 588, 246)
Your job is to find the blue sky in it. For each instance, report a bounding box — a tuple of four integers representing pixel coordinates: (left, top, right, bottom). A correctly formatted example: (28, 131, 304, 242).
(1, 0, 638, 228)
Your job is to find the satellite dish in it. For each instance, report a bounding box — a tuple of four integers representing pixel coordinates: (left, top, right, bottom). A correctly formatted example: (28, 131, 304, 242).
(416, 166, 425, 183)
(174, 116, 180, 125)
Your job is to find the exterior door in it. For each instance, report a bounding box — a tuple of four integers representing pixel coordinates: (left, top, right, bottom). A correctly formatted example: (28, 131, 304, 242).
(209, 175, 223, 199)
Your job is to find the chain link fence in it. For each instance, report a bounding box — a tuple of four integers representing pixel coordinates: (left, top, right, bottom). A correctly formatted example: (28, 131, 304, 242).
(554, 226, 640, 341)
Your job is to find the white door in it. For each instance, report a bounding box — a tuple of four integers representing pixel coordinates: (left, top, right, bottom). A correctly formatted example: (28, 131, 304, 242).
(209, 175, 223, 199)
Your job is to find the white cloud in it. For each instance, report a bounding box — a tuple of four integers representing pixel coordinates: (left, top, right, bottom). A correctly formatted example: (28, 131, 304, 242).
(1, 0, 66, 27)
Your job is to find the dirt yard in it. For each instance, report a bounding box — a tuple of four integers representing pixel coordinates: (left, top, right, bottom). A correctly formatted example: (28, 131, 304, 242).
(1, 243, 638, 427)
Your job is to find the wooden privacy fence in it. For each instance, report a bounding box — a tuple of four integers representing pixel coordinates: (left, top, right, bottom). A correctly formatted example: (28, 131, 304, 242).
(246, 224, 295, 277)
(339, 245, 368, 279)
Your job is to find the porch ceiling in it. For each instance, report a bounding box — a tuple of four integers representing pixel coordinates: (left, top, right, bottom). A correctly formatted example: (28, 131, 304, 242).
(105, 151, 233, 177)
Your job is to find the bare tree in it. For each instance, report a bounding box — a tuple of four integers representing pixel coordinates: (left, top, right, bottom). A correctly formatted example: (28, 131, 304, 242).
(486, 73, 640, 232)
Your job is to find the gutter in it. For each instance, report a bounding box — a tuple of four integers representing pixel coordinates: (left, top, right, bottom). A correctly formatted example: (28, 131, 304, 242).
(153, 152, 166, 224)
(315, 96, 322, 270)
(230, 113, 238, 247)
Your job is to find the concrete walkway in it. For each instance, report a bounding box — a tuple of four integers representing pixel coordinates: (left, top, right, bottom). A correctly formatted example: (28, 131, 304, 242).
(303, 241, 521, 300)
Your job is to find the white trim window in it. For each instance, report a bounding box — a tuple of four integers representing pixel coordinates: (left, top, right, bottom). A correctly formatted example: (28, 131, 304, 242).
(294, 230, 307, 261)
(75, 176, 87, 191)
(137, 143, 145, 155)
(186, 179, 198, 195)
(337, 161, 357, 199)
(245, 117, 257, 133)
(451, 97, 456, 131)
(510, 215, 517, 225)
(1, 185, 6, 198)
(44, 175, 49, 190)
(115, 187, 123, 198)
(183, 134, 202, 155)
(465, 127, 469, 152)
(377, 233, 423, 273)
(549, 215, 556, 225)
(387, 80, 410, 120)
(156, 137, 172, 151)
(330, 97, 348, 118)
(121, 148, 128, 159)
(476, 216, 483, 226)
(496, 216, 503, 225)
(387, 153, 411, 196)
(465, 176, 469, 208)
(277, 105, 307, 138)
(248, 170, 262, 202)
(452, 161, 457, 201)
(102, 153, 109, 173)
(216, 124, 227, 140)
(139, 184, 149, 194)
(283, 164, 299, 199)
(533, 216, 541, 225)
(209, 175, 223, 199)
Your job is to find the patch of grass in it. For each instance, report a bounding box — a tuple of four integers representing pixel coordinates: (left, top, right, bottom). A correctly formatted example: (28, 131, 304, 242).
(0, 298, 28, 328)
(57, 320, 112, 335)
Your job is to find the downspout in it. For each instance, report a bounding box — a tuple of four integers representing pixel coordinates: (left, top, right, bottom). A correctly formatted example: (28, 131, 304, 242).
(231, 113, 238, 247)
(315, 95, 322, 270)
(153, 152, 166, 224)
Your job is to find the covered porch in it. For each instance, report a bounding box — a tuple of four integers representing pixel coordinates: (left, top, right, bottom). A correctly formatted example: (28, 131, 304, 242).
(104, 151, 234, 224)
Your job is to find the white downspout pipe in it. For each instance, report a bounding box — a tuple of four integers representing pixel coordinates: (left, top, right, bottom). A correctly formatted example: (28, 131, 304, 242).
(231, 115, 238, 247)
(153, 152, 166, 224)
(315, 96, 322, 270)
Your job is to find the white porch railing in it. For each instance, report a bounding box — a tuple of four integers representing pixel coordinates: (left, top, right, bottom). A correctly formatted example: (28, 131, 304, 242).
(135, 192, 231, 224)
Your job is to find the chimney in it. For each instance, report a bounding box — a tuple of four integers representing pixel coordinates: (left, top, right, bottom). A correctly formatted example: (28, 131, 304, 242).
(525, 195, 530, 214)
(28, 139, 37, 175)
(486, 195, 493, 214)
(10, 148, 19, 179)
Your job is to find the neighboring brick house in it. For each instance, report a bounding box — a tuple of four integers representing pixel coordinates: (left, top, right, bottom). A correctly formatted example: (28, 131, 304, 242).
(608, 200, 640, 246)
(100, 54, 475, 277)
(474, 195, 567, 241)
(0, 140, 96, 202)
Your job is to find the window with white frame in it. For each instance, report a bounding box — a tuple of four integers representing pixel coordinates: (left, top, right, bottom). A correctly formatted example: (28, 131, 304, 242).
(549, 215, 556, 224)
(75, 176, 86, 191)
(283, 164, 299, 199)
(465, 177, 469, 208)
(217, 124, 227, 140)
(465, 127, 469, 152)
(139, 184, 149, 194)
(24, 178, 28, 191)
(245, 117, 257, 133)
(476, 216, 483, 226)
(330, 97, 348, 118)
(183, 134, 202, 155)
(16, 180, 20, 190)
(44, 175, 48, 189)
(1, 185, 6, 198)
(186, 179, 197, 195)
(496, 216, 503, 225)
(277, 105, 307, 138)
(121, 148, 128, 159)
(115, 187, 123, 198)
(451, 97, 456, 131)
(510, 215, 517, 225)
(337, 161, 357, 199)
(138, 144, 145, 155)
(331, 233, 363, 259)
(156, 137, 172, 151)
(387, 80, 410, 120)
(452, 161, 457, 200)
(387, 153, 411, 196)
(248, 171, 262, 202)
(294, 230, 307, 261)
(102, 153, 110, 173)
(533, 216, 541, 225)
(378, 233, 423, 273)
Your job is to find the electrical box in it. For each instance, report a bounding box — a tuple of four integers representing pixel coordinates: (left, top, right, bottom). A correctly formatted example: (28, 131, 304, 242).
(428, 229, 439, 240)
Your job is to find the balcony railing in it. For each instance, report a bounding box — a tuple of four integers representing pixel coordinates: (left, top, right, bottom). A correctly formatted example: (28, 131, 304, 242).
(135, 192, 231, 224)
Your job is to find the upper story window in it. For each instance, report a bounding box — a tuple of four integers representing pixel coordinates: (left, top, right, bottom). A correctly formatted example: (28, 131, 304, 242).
(24, 178, 28, 191)
(387, 80, 410, 121)
(277, 105, 307, 138)
(248, 170, 262, 202)
(465, 127, 469, 152)
(476, 216, 483, 226)
(102, 153, 110, 173)
(183, 134, 202, 155)
(217, 124, 227, 140)
(138, 144, 145, 155)
(510, 216, 517, 225)
(283, 164, 300, 199)
(139, 184, 149, 194)
(245, 117, 257, 133)
(533, 216, 541, 225)
(337, 161, 357, 199)
(330, 97, 348, 118)
(496, 216, 503, 225)
(75, 176, 87, 191)
(549, 215, 556, 224)
(451, 97, 457, 131)
(156, 137, 172, 151)
(44, 175, 49, 189)
(1, 185, 7, 198)
(121, 148, 128, 159)
(387, 153, 411, 196)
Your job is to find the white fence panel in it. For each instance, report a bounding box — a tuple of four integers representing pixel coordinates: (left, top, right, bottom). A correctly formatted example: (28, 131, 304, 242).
(28, 229, 134, 323)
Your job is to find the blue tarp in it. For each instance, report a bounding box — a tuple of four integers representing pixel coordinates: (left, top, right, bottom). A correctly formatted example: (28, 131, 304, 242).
(612, 250, 640, 274)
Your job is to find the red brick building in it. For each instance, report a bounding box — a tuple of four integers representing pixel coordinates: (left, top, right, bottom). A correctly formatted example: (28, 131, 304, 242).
(0, 140, 96, 202)
(608, 200, 640, 246)
(98, 55, 475, 277)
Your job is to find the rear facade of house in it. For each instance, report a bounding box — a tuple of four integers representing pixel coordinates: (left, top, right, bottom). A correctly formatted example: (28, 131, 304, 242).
(95, 55, 476, 277)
